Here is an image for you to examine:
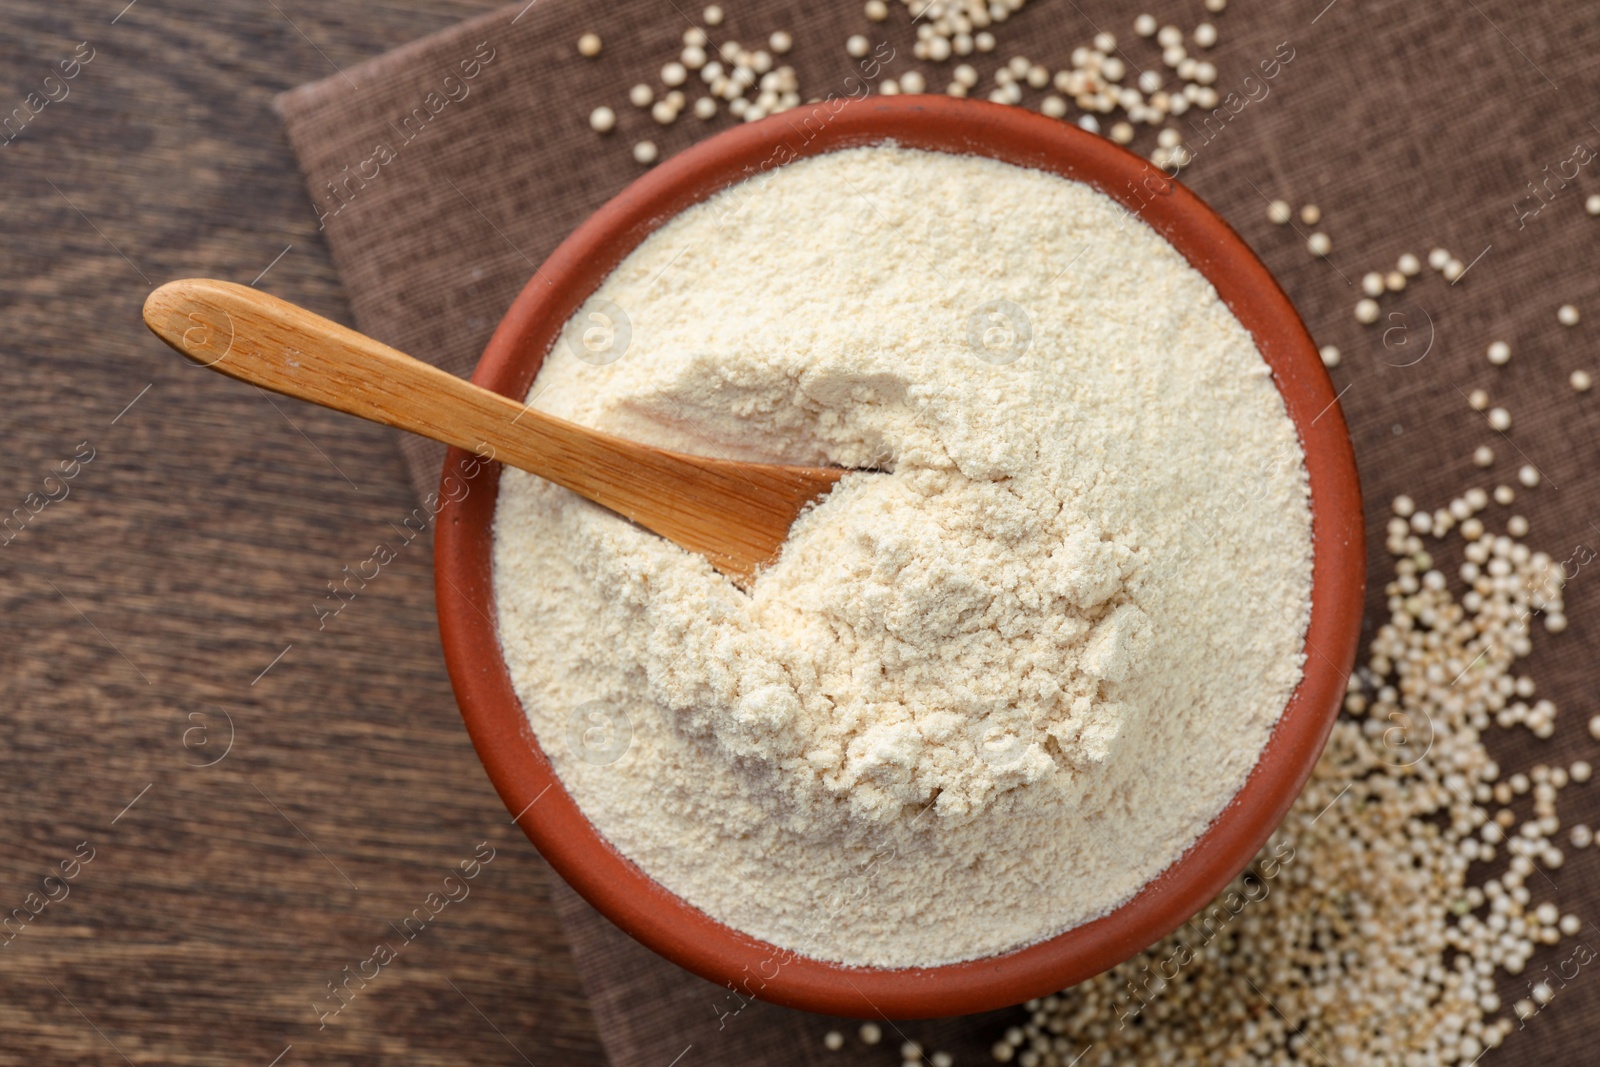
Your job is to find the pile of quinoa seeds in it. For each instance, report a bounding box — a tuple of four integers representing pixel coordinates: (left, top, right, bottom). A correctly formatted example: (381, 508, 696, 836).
(575, 0, 1230, 172)
(825, 486, 1594, 1063)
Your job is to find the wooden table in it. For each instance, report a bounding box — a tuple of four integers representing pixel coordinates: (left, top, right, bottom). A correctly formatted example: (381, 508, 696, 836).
(0, 1, 606, 1062)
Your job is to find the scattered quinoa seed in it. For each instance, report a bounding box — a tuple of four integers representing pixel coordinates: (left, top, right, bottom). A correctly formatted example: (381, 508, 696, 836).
(1473, 445, 1494, 468)
(703, 4, 724, 26)
(1487, 407, 1511, 432)
(1558, 303, 1580, 326)
(769, 30, 792, 54)
(632, 139, 658, 164)
(1588, 194, 1600, 216)
(1487, 341, 1510, 365)
(1572, 369, 1593, 392)
(847, 34, 870, 58)
(860, 1022, 882, 1045)
(1494, 484, 1515, 505)
(1268, 199, 1292, 224)
(1362, 272, 1384, 297)
(865, 0, 889, 20)
(822, 1030, 844, 1051)
(577, 32, 602, 58)
(1398, 252, 1421, 275)
(1356, 298, 1380, 324)
(1518, 464, 1540, 488)
(1319, 344, 1340, 368)
(1300, 203, 1321, 225)
(629, 83, 653, 107)
(1468, 389, 1489, 411)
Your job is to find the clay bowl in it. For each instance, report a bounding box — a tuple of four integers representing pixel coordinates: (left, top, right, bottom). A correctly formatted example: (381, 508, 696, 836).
(435, 95, 1365, 1019)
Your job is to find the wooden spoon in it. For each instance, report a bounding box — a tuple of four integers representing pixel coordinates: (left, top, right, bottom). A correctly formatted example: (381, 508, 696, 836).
(142, 278, 846, 583)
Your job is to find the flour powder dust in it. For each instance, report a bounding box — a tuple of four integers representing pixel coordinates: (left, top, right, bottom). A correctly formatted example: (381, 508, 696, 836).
(491, 145, 1312, 968)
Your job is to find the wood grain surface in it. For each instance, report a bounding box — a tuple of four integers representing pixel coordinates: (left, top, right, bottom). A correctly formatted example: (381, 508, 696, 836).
(0, 2, 605, 1063)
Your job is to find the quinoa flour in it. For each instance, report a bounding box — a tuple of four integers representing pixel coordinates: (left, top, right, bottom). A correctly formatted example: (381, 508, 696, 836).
(491, 146, 1313, 967)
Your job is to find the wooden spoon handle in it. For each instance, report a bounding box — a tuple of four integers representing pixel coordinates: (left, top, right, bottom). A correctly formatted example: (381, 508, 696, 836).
(143, 277, 590, 475)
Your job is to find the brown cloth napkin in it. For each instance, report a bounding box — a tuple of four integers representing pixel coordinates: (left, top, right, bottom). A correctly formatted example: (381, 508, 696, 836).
(277, 1, 1600, 1064)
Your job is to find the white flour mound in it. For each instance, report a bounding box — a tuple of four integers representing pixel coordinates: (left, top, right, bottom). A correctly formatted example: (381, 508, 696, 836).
(492, 146, 1312, 967)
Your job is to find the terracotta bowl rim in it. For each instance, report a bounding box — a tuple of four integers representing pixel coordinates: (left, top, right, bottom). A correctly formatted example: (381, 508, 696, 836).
(434, 95, 1365, 1019)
